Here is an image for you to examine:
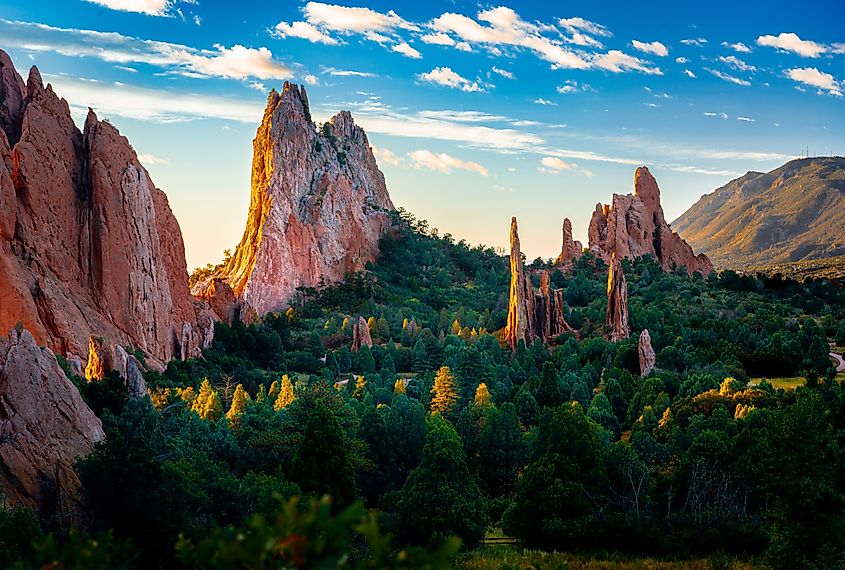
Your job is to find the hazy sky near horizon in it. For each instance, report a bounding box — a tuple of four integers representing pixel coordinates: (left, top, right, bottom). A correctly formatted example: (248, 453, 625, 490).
(0, 0, 843, 269)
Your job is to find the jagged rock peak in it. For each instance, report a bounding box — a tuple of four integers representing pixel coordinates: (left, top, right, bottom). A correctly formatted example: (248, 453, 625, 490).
(555, 217, 583, 267)
(0, 50, 210, 374)
(205, 81, 395, 317)
(588, 166, 713, 276)
(351, 316, 373, 353)
(638, 329, 656, 376)
(606, 254, 630, 342)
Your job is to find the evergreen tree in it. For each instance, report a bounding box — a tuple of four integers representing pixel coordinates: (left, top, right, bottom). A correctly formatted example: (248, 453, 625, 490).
(291, 402, 357, 508)
(192, 378, 222, 421)
(473, 383, 492, 409)
(268, 380, 280, 400)
(535, 361, 564, 408)
(337, 346, 352, 373)
(274, 375, 296, 411)
(394, 379, 406, 395)
(353, 345, 377, 374)
(353, 375, 367, 399)
(430, 366, 459, 416)
(226, 384, 250, 423)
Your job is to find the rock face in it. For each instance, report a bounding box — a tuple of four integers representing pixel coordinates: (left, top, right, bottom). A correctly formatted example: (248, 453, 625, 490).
(554, 218, 583, 267)
(505, 217, 576, 350)
(606, 254, 630, 342)
(351, 316, 373, 352)
(638, 329, 656, 376)
(0, 327, 104, 525)
(589, 167, 713, 275)
(0, 50, 209, 372)
(207, 82, 395, 317)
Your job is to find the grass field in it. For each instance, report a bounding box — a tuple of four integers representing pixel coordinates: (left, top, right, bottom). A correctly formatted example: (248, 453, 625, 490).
(455, 547, 756, 569)
(747, 377, 806, 390)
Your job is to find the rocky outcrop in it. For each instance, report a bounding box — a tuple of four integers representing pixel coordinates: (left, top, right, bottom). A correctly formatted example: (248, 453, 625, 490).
(589, 167, 713, 275)
(554, 218, 583, 267)
(206, 82, 395, 317)
(606, 254, 630, 342)
(638, 329, 655, 376)
(351, 316, 373, 352)
(0, 327, 103, 525)
(505, 218, 576, 350)
(0, 50, 210, 373)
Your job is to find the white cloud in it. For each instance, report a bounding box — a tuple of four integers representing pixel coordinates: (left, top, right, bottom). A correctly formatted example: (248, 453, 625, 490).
(274, 21, 339, 45)
(456, 42, 472, 52)
(371, 145, 403, 166)
(249, 81, 266, 92)
(303, 74, 319, 85)
(784, 67, 842, 96)
(557, 17, 611, 38)
(321, 67, 377, 77)
(302, 2, 419, 35)
(756, 32, 826, 57)
(533, 98, 557, 106)
(834, 43, 845, 54)
(491, 66, 514, 79)
(680, 38, 707, 47)
(706, 68, 751, 86)
(417, 67, 487, 92)
(408, 149, 488, 176)
(83, 0, 171, 16)
(557, 79, 588, 94)
(683, 69, 696, 78)
(420, 32, 454, 46)
(631, 40, 668, 57)
(44, 74, 264, 123)
(675, 56, 688, 63)
(416, 110, 507, 123)
(719, 55, 755, 72)
(722, 41, 751, 53)
(591, 50, 662, 75)
(391, 41, 421, 58)
(539, 156, 576, 173)
(704, 112, 729, 119)
(0, 19, 293, 81)
(137, 153, 170, 165)
(736, 116, 755, 122)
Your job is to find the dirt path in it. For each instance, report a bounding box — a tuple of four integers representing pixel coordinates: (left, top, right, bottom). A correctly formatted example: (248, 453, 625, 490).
(831, 352, 845, 372)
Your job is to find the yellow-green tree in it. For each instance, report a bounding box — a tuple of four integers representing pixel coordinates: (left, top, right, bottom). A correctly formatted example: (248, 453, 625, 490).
(226, 384, 250, 423)
(474, 383, 492, 408)
(274, 375, 296, 411)
(268, 380, 280, 400)
(353, 375, 367, 399)
(192, 378, 222, 421)
(430, 366, 459, 416)
(394, 379, 406, 395)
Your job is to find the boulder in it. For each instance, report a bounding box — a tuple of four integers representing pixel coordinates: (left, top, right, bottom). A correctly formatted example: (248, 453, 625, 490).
(351, 316, 373, 352)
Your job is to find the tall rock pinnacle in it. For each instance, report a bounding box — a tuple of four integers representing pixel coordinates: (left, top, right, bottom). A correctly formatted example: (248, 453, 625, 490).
(211, 82, 395, 316)
(589, 167, 713, 275)
(554, 217, 583, 267)
(606, 254, 630, 342)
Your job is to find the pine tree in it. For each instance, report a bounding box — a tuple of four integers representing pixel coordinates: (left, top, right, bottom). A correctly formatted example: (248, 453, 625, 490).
(254, 384, 267, 405)
(474, 383, 492, 408)
(394, 378, 406, 395)
(430, 366, 459, 416)
(274, 375, 296, 411)
(353, 375, 367, 399)
(268, 380, 280, 400)
(226, 384, 250, 423)
(192, 378, 222, 421)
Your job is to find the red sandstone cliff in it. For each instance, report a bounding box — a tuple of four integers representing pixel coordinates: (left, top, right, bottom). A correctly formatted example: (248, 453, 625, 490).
(0, 50, 209, 371)
(202, 82, 395, 317)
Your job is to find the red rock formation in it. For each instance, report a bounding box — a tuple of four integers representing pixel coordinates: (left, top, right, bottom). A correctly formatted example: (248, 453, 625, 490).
(505, 218, 576, 349)
(193, 277, 239, 324)
(84, 336, 105, 382)
(351, 316, 373, 352)
(554, 218, 583, 267)
(638, 329, 656, 376)
(0, 327, 104, 524)
(606, 254, 630, 342)
(207, 82, 394, 317)
(0, 51, 210, 371)
(589, 167, 713, 275)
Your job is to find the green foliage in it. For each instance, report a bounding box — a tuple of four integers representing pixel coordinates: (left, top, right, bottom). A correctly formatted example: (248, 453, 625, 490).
(0, 507, 42, 567)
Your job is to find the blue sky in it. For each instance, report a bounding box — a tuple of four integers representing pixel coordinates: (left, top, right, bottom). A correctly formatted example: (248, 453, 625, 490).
(0, 0, 843, 269)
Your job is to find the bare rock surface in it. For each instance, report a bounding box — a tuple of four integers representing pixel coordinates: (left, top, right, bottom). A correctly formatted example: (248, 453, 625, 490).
(638, 329, 656, 376)
(606, 255, 630, 342)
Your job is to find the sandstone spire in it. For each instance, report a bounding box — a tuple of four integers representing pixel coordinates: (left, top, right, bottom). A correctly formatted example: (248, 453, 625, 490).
(351, 316, 373, 352)
(505, 217, 535, 350)
(606, 254, 630, 342)
(0, 50, 209, 373)
(638, 329, 656, 376)
(207, 82, 395, 317)
(588, 167, 713, 275)
(554, 217, 583, 267)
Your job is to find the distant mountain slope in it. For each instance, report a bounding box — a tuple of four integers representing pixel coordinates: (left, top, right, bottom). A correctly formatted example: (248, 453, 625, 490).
(672, 157, 845, 268)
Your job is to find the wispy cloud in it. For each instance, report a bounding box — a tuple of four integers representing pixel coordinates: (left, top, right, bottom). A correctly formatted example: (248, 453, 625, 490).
(417, 67, 488, 92)
(274, 21, 338, 45)
(721, 41, 751, 53)
(491, 66, 515, 79)
(137, 152, 171, 165)
(391, 41, 421, 58)
(408, 149, 488, 175)
(718, 55, 755, 72)
(533, 98, 557, 106)
(683, 69, 696, 78)
(680, 38, 707, 47)
(591, 50, 662, 74)
(321, 66, 377, 77)
(83, 0, 171, 16)
(756, 32, 826, 57)
(705, 68, 751, 86)
(0, 19, 293, 81)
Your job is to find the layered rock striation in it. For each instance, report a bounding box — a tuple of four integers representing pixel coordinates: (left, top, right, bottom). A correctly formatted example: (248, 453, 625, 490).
(204, 82, 395, 317)
(589, 167, 713, 275)
(504, 218, 576, 350)
(0, 327, 103, 525)
(0, 50, 209, 372)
